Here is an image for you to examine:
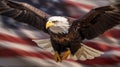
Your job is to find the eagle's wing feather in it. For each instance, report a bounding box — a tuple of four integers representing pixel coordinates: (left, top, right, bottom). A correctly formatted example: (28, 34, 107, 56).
(0, 0, 50, 33)
(74, 4, 120, 39)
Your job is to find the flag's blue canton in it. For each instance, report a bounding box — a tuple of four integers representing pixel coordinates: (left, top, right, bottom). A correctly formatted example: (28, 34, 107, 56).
(16, 0, 66, 16)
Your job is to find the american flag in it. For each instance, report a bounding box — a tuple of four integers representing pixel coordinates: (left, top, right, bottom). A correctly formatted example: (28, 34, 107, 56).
(0, 0, 120, 67)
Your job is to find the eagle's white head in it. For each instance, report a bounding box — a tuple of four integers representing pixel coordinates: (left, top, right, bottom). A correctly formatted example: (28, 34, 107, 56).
(46, 16, 70, 34)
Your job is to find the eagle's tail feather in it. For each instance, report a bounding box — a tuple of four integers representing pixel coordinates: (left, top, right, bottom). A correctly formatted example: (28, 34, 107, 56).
(71, 43, 104, 61)
(32, 39, 54, 53)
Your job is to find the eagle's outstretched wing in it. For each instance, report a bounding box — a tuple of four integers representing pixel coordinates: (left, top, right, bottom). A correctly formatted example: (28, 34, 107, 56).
(73, 4, 120, 39)
(0, 0, 50, 33)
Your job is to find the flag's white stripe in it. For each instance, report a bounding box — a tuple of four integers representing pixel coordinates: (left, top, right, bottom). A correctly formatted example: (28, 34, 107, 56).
(114, 25, 120, 29)
(68, 0, 111, 7)
(0, 28, 19, 37)
(68, 0, 97, 6)
(103, 50, 120, 57)
(0, 17, 3, 25)
(0, 41, 48, 52)
(0, 27, 49, 39)
(77, 7, 90, 12)
(85, 37, 120, 47)
(0, 57, 82, 67)
(19, 29, 49, 39)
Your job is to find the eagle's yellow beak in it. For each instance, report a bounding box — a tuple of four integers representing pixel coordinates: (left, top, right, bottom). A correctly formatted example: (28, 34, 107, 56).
(46, 21, 55, 29)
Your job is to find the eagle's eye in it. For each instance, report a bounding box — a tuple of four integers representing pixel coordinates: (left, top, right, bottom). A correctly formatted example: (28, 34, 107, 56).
(52, 21, 58, 23)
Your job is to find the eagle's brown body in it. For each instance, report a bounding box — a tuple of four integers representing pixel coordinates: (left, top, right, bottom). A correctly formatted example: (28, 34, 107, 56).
(0, 0, 120, 62)
(50, 27, 83, 54)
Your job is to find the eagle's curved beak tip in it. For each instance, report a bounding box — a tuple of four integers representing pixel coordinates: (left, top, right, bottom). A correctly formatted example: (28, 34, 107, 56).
(46, 21, 55, 29)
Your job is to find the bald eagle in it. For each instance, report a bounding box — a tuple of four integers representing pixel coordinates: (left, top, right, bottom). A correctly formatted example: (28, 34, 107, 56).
(0, 0, 120, 62)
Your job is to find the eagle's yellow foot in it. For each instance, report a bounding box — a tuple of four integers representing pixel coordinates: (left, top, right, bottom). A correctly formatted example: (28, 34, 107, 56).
(61, 49, 71, 60)
(54, 51, 61, 62)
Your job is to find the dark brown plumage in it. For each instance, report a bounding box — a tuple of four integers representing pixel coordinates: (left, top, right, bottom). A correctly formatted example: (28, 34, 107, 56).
(0, 0, 50, 33)
(0, 0, 120, 62)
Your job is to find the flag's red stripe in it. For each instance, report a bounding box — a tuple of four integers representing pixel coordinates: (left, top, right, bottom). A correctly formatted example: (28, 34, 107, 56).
(64, 0, 94, 9)
(0, 48, 53, 59)
(84, 41, 120, 51)
(0, 33, 37, 46)
(102, 29, 120, 39)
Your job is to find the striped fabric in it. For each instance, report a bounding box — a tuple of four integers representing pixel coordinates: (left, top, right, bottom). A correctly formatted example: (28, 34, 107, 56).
(0, 0, 120, 67)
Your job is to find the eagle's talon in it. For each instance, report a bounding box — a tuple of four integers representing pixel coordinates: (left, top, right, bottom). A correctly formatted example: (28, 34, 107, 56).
(61, 49, 71, 60)
(54, 51, 61, 62)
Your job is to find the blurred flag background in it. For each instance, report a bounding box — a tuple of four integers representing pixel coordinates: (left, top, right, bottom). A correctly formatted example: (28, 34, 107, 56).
(0, 0, 120, 67)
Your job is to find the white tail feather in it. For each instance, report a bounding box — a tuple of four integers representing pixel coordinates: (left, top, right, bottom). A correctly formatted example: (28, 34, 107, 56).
(74, 43, 104, 61)
(32, 39, 54, 53)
